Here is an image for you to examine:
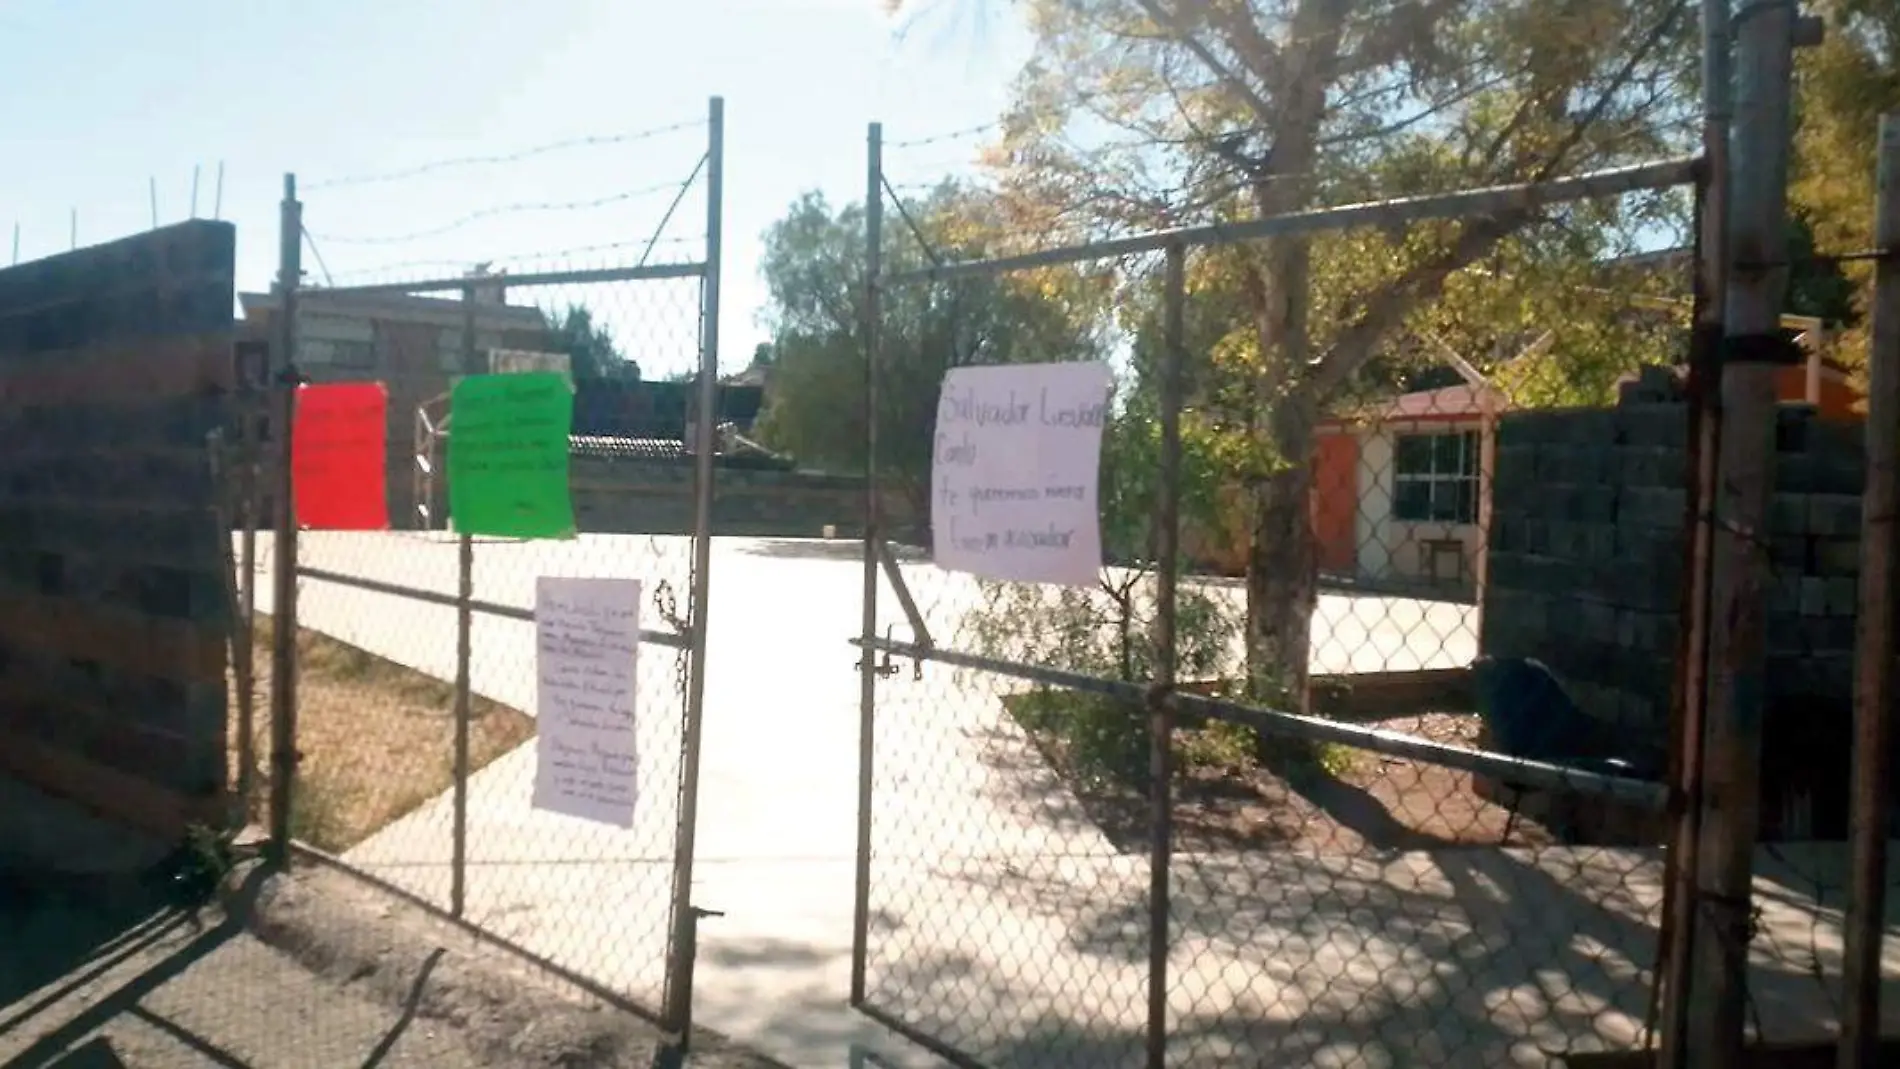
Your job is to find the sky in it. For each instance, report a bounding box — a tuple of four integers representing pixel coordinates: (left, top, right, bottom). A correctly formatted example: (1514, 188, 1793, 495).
(0, 0, 1030, 377)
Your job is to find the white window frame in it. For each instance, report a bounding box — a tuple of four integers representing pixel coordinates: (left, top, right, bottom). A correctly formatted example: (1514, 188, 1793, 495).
(1391, 429, 1479, 524)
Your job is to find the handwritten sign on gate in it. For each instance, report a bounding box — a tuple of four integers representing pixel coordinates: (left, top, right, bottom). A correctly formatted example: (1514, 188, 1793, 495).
(447, 371, 576, 539)
(930, 361, 1112, 587)
(533, 576, 641, 828)
(291, 382, 390, 530)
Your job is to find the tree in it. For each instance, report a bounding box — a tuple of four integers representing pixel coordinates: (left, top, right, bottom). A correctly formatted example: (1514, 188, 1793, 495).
(1789, 0, 1900, 382)
(751, 185, 1110, 525)
(894, 0, 1698, 714)
(547, 304, 639, 381)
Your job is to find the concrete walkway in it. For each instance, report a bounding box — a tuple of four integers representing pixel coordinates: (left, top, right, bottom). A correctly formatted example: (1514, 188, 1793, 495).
(241, 532, 1897, 1067)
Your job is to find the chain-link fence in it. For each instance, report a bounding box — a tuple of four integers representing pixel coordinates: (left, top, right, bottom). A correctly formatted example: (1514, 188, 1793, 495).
(227, 102, 727, 1034)
(842, 111, 1731, 1066)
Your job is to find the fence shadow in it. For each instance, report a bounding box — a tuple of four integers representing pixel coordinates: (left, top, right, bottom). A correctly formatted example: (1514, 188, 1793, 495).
(0, 869, 193, 1034)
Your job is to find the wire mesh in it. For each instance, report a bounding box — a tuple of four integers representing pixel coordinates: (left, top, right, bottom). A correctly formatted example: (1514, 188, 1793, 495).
(244, 249, 710, 1017)
(223, 103, 722, 1021)
(1732, 403, 1900, 1049)
(839, 151, 1807, 1066)
(858, 252, 1167, 1069)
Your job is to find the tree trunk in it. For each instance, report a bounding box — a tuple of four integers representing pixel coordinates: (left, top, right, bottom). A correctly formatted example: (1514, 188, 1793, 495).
(1244, 388, 1321, 724)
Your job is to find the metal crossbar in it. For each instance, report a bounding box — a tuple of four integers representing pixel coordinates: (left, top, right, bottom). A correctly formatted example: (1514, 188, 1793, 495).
(885, 156, 1700, 285)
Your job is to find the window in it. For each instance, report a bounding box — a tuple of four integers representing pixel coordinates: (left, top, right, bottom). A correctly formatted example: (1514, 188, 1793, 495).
(297, 313, 377, 369)
(298, 338, 376, 369)
(1392, 430, 1479, 523)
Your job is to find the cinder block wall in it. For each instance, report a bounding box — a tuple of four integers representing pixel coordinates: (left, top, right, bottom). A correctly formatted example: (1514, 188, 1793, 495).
(0, 222, 236, 836)
(1482, 384, 1868, 838)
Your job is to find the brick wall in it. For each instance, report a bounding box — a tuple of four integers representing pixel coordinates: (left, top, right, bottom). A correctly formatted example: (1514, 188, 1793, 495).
(1482, 378, 1871, 837)
(0, 222, 237, 836)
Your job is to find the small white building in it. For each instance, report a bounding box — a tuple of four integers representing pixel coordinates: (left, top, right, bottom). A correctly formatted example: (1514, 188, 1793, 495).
(1311, 382, 1503, 593)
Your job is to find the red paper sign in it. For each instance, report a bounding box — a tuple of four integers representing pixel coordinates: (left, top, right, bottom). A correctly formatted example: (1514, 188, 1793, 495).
(292, 382, 390, 530)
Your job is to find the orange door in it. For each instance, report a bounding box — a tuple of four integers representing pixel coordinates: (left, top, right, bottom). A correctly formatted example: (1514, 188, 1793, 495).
(1311, 433, 1358, 575)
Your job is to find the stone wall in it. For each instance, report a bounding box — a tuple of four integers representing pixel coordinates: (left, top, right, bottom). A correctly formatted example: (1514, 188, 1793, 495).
(1481, 381, 1869, 838)
(0, 222, 236, 837)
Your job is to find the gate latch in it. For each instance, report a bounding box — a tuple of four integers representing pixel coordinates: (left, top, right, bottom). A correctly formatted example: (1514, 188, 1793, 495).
(855, 625, 903, 680)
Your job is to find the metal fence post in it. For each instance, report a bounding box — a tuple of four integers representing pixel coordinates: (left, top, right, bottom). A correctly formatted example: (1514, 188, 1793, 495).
(266, 173, 303, 865)
(1657, 0, 1733, 1055)
(1686, 0, 1798, 1062)
(451, 285, 477, 920)
(663, 93, 724, 1036)
(851, 120, 885, 1010)
(1145, 243, 1187, 1069)
(234, 342, 265, 814)
(1838, 111, 1900, 1069)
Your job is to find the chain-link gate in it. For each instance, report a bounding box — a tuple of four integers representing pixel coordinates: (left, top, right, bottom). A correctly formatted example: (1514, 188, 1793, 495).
(241, 99, 726, 1034)
(849, 106, 1705, 1066)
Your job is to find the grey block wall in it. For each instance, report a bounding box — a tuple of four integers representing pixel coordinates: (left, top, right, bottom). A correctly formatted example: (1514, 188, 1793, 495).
(1481, 388, 1869, 836)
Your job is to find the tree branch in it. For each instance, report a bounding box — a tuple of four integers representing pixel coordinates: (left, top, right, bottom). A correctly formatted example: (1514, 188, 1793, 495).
(1133, 0, 1281, 133)
(1334, 0, 1462, 81)
(1307, 0, 1692, 399)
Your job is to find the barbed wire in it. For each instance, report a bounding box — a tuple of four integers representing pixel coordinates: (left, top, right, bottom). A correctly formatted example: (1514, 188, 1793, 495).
(882, 176, 945, 267)
(887, 119, 1005, 151)
(305, 174, 702, 247)
(309, 234, 705, 287)
(303, 118, 706, 192)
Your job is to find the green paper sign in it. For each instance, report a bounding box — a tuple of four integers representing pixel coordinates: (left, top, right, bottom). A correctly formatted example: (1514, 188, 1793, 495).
(448, 371, 576, 539)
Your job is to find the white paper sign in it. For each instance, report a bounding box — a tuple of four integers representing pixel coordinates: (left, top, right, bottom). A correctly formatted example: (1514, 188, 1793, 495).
(532, 577, 641, 828)
(931, 361, 1112, 586)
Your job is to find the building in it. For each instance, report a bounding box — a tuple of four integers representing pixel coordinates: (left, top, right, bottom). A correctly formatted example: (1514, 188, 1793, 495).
(238, 285, 560, 527)
(1313, 381, 1500, 591)
(1312, 329, 1864, 595)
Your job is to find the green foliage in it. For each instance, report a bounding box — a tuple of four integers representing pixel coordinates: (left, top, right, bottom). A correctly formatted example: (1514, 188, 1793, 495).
(1007, 689, 1152, 789)
(1791, 0, 1900, 378)
(751, 186, 1110, 513)
(547, 304, 638, 382)
(966, 0, 1707, 695)
(157, 823, 242, 909)
(969, 563, 1247, 788)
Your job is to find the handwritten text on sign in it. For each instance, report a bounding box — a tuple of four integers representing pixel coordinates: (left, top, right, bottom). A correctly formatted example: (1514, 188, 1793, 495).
(533, 577, 641, 828)
(291, 382, 389, 530)
(448, 371, 576, 539)
(931, 361, 1112, 586)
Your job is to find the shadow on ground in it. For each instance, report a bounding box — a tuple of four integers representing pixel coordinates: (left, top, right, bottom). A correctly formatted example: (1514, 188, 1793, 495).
(839, 840, 1900, 1069)
(1, 862, 265, 1068)
(0, 856, 472, 1068)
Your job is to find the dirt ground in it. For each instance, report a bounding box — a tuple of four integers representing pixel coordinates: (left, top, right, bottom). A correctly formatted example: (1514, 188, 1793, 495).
(2, 847, 790, 1069)
(228, 617, 536, 853)
(1171, 710, 1559, 853)
(1024, 706, 1561, 855)
(1, 871, 504, 1069)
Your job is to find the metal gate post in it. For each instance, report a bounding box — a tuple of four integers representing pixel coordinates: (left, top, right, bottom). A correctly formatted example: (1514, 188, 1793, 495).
(448, 286, 479, 918)
(662, 93, 724, 1036)
(265, 173, 303, 866)
(1144, 243, 1187, 1069)
(850, 121, 884, 1008)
